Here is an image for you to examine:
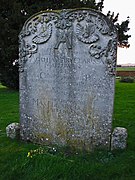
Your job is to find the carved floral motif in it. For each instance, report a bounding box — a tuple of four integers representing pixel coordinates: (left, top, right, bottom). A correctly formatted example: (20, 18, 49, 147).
(76, 22, 99, 44)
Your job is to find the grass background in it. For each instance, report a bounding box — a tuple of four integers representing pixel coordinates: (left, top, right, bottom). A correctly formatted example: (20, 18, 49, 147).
(0, 81, 135, 180)
(116, 67, 135, 71)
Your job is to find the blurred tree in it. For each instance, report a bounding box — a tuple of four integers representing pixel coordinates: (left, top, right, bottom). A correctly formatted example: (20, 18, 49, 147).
(0, 0, 131, 89)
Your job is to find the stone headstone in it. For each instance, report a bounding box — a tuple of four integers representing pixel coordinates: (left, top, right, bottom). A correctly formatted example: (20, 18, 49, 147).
(111, 127, 128, 150)
(19, 9, 117, 151)
(6, 123, 20, 139)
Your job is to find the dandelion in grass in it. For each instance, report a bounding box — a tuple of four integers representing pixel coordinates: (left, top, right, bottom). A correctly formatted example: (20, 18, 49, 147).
(27, 152, 32, 158)
(27, 147, 45, 158)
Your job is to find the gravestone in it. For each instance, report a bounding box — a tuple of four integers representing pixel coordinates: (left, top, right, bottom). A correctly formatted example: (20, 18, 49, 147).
(19, 9, 117, 151)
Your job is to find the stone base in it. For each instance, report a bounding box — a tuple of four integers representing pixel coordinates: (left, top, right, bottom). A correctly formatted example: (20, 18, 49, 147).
(6, 123, 20, 139)
(111, 127, 128, 150)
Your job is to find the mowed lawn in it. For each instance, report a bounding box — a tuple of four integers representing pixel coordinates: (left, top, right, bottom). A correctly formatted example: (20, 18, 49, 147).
(116, 67, 135, 71)
(0, 81, 135, 180)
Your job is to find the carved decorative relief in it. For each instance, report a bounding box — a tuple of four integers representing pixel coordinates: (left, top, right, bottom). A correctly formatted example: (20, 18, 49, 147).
(19, 13, 57, 72)
(105, 39, 117, 75)
(55, 11, 72, 29)
(76, 22, 99, 44)
(89, 44, 105, 59)
(76, 11, 86, 22)
(95, 16, 109, 35)
(54, 10, 73, 50)
(74, 11, 116, 70)
(24, 13, 58, 36)
(19, 9, 117, 74)
(32, 23, 52, 44)
(19, 38, 38, 72)
(54, 28, 73, 49)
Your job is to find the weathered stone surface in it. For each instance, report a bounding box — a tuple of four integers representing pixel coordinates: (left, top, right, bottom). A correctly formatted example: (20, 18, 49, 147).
(19, 9, 117, 151)
(6, 123, 20, 139)
(111, 127, 128, 150)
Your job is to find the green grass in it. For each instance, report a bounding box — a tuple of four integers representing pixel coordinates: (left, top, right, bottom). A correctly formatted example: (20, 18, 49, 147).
(113, 81, 135, 151)
(0, 82, 135, 180)
(117, 67, 135, 71)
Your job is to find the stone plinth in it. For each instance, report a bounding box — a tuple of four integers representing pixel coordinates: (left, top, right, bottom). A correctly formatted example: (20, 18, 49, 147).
(111, 127, 128, 150)
(6, 123, 20, 139)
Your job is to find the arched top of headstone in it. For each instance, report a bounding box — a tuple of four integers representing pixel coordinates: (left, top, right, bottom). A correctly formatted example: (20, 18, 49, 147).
(19, 9, 117, 73)
(20, 8, 117, 37)
(21, 8, 117, 31)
